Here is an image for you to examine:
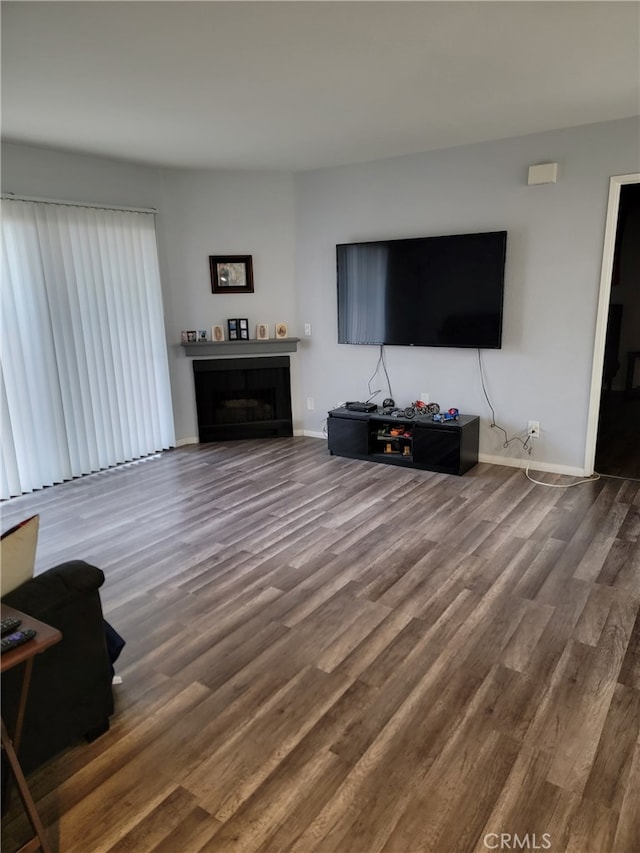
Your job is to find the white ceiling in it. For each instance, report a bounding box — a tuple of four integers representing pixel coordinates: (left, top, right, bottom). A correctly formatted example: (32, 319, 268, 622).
(2, 1, 639, 172)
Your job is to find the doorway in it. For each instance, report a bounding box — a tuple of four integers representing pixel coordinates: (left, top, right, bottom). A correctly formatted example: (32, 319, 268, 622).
(592, 181, 640, 478)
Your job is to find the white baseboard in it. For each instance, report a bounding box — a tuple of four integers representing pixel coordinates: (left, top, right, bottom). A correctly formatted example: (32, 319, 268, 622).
(479, 452, 587, 477)
(175, 436, 199, 446)
(301, 432, 586, 476)
(176, 434, 585, 477)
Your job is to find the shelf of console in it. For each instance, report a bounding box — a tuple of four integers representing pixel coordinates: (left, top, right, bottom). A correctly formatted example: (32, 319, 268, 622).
(327, 407, 479, 475)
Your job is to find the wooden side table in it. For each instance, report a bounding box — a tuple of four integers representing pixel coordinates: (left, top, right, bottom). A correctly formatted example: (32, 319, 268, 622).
(1, 604, 62, 853)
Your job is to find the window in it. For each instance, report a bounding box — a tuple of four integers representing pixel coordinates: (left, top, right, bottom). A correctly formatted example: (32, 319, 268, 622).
(1, 199, 175, 498)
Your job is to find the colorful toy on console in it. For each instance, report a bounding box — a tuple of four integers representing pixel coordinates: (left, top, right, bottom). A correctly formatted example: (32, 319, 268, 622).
(403, 400, 441, 419)
(432, 408, 460, 422)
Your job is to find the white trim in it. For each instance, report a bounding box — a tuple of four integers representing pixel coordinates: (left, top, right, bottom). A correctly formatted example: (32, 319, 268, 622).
(176, 433, 585, 475)
(1, 192, 156, 215)
(479, 453, 586, 477)
(584, 173, 640, 475)
(300, 437, 586, 476)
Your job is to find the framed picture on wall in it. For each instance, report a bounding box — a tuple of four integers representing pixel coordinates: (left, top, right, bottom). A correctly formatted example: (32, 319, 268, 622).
(210, 255, 254, 294)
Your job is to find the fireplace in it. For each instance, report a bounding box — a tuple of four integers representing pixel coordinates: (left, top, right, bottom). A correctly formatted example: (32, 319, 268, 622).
(193, 357, 293, 441)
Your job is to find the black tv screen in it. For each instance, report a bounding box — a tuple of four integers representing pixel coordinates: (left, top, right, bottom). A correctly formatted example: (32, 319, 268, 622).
(337, 230, 507, 348)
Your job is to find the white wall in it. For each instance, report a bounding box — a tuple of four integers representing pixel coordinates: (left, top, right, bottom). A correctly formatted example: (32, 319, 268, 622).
(4, 119, 639, 472)
(294, 118, 640, 473)
(1, 143, 298, 443)
(1, 142, 163, 209)
(156, 168, 296, 441)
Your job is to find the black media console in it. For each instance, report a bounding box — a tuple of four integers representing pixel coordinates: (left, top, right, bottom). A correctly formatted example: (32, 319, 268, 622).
(327, 407, 480, 476)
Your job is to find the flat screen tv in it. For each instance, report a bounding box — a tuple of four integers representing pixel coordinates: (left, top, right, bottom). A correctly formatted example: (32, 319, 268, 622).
(337, 230, 507, 348)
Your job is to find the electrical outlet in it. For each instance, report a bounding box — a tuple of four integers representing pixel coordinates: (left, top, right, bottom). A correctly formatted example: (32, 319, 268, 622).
(420, 391, 429, 404)
(304, 323, 312, 336)
(307, 397, 315, 411)
(528, 420, 540, 438)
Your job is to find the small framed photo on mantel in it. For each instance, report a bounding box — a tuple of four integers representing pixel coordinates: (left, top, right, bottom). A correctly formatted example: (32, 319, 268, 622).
(228, 318, 249, 341)
(210, 255, 254, 294)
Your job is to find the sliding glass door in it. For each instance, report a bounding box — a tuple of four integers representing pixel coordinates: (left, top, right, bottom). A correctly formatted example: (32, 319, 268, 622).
(1, 198, 175, 499)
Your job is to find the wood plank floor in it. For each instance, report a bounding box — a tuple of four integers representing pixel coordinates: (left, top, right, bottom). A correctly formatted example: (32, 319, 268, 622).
(1, 438, 639, 853)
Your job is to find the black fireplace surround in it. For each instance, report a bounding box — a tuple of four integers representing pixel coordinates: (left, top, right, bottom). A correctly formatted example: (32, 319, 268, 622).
(193, 357, 293, 441)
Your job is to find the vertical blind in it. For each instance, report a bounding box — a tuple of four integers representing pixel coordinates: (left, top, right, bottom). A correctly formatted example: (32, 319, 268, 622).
(1, 199, 175, 499)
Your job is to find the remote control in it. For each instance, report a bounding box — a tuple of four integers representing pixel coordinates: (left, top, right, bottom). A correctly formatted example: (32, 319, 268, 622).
(1, 616, 22, 636)
(1, 628, 37, 653)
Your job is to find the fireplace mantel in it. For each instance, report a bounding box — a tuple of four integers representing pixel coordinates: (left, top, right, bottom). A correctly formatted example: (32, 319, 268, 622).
(181, 338, 300, 357)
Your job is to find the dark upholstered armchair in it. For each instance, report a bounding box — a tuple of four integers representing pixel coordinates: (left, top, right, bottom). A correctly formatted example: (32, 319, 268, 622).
(1, 560, 116, 775)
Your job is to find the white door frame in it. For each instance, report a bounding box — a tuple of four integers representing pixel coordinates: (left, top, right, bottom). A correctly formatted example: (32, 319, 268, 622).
(584, 173, 640, 475)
